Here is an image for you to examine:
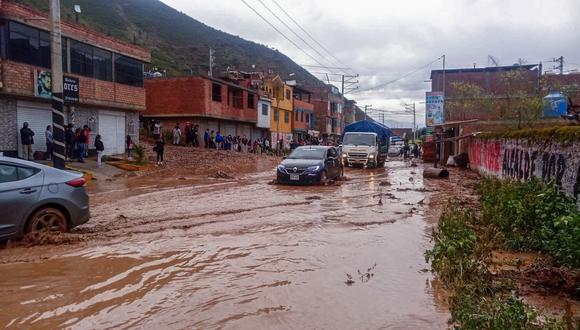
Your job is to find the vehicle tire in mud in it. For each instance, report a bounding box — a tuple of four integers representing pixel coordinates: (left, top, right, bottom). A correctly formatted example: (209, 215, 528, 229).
(26, 207, 68, 234)
(320, 170, 328, 185)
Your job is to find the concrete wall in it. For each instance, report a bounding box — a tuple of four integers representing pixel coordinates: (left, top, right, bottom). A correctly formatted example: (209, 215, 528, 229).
(469, 138, 580, 201)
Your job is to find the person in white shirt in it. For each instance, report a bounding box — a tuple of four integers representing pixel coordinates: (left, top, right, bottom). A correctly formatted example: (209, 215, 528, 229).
(172, 123, 182, 145)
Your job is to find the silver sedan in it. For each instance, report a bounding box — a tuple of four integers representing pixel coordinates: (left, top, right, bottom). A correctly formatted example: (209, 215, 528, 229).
(0, 156, 90, 241)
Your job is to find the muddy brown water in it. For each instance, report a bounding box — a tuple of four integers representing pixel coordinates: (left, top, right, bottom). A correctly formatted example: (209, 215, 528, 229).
(0, 161, 450, 329)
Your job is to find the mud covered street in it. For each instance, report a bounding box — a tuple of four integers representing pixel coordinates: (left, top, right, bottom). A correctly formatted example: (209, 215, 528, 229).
(0, 161, 450, 329)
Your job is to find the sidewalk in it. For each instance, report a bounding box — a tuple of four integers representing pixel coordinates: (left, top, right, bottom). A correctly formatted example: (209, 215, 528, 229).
(38, 158, 125, 181)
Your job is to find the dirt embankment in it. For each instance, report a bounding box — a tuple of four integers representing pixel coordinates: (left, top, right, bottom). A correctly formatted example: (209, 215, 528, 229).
(424, 166, 580, 319)
(122, 140, 281, 179)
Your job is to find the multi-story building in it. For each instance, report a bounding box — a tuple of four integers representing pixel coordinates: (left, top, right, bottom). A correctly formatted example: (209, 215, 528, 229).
(0, 1, 150, 157)
(310, 84, 344, 142)
(264, 75, 293, 146)
(343, 99, 357, 128)
(144, 75, 265, 140)
(292, 86, 314, 140)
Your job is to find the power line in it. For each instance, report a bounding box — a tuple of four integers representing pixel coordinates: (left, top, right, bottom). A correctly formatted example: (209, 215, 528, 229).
(355, 56, 443, 93)
(270, 0, 356, 76)
(256, 0, 340, 73)
(239, 0, 334, 73)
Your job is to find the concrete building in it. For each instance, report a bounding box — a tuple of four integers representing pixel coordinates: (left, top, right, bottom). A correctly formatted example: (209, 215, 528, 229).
(144, 76, 265, 140)
(264, 75, 293, 146)
(343, 99, 357, 128)
(0, 1, 150, 157)
(292, 86, 314, 140)
(257, 95, 271, 132)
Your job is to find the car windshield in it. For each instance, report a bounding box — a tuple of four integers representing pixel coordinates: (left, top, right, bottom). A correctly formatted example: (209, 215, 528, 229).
(343, 134, 376, 146)
(287, 148, 326, 160)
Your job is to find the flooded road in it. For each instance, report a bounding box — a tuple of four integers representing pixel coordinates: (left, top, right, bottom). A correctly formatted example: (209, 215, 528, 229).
(0, 161, 449, 329)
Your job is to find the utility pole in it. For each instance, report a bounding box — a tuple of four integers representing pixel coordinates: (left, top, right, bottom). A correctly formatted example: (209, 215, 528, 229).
(208, 48, 215, 77)
(442, 54, 446, 95)
(364, 104, 372, 121)
(404, 103, 416, 141)
(556, 56, 564, 75)
(50, 0, 65, 169)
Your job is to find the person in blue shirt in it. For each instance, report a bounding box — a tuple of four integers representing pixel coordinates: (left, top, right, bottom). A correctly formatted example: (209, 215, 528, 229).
(204, 129, 210, 148)
(215, 131, 224, 150)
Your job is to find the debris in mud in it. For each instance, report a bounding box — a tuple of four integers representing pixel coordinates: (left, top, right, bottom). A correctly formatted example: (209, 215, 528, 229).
(358, 263, 377, 283)
(212, 171, 234, 179)
(423, 168, 449, 179)
(178, 177, 186, 180)
(305, 196, 322, 200)
(410, 171, 416, 175)
(409, 177, 414, 182)
(379, 180, 392, 186)
(418, 199, 425, 205)
(345, 273, 355, 286)
(268, 179, 278, 185)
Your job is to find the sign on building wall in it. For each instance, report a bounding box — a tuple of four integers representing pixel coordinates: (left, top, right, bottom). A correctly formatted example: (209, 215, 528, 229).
(425, 91, 445, 126)
(34, 70, 80, 104)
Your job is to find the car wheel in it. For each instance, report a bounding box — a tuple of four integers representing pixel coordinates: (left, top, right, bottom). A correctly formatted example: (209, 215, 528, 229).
(320, 170, 328, 184)
(27, 207, 68, 234)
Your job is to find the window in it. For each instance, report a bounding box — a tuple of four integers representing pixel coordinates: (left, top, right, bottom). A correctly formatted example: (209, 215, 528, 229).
(301, 111, 304, 122)
(114, 54, 143, 87)
(261, 103, 268, 116)
(295, 111, 299, 121)
(71, 41, 94, 77)
(212, 83, 222, 102)
(305, 113, 310, 125)
(92, 47, 112, 81)
(284, 111, 290, 123)
(7, 21, 50, 68)
(274, 109, 279, 121)
(0, 164, 39, 183)
(285, 89, 291, 100)
(247, 93, 255, 109)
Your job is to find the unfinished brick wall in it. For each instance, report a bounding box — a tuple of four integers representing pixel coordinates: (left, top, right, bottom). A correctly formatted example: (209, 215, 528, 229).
(469, 138, 580, 201)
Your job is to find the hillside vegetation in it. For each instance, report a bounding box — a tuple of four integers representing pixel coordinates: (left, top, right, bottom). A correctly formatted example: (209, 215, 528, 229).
(12, 0, 322, 85)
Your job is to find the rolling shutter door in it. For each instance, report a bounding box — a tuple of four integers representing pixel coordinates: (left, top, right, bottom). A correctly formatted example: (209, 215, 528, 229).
(17, 101, 53, 154)
(98, 111, 126, 155)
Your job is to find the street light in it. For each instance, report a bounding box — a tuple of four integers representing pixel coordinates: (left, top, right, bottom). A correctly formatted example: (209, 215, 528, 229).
(74, 4, 81, 23)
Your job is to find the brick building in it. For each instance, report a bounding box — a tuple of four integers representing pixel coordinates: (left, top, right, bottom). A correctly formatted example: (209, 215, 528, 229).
(0, 1, 150, 157)
(309, 84, 344, 142)
(144, 76, 265, 140)
(430, 64, 541, 122)
(343, 99, 357, 128)
(292, 86, 314, 140)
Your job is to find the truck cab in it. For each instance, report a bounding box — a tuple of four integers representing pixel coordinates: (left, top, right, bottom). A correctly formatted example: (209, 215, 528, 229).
(341, 132, 387, 168)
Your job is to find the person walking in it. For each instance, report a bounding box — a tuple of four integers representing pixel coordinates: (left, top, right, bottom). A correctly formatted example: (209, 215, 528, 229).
(172, 123, 181, 145)
(193, 125, 200, 147)
(153, 121, 161, 140)
(154, 136, 165, 166)
(65, 124, 75, 161)
(45, 125, 53, 160)
(95, 134, 104, 167)
(204, 128, 210, 148)
(20, 122, 35, 160)
(126, 135, 134, 160)
(75, 128, 86, 163)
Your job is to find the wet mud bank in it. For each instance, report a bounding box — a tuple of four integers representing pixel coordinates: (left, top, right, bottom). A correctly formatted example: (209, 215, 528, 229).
(0, 160, 452, 329)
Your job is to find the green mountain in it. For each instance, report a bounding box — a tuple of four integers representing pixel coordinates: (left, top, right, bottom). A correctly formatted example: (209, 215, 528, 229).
(12, 0, 322, 85)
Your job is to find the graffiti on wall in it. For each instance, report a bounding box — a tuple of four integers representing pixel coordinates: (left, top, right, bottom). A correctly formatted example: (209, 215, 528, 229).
(469, 138, 580, 201)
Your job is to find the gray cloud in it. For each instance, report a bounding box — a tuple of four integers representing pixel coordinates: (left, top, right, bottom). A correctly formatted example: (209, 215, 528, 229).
(162, 0, 580, 126)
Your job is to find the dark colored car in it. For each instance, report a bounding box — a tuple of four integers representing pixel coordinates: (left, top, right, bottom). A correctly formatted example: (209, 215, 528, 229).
(0, 156, 90, 241)
(276, 146, 343, 184)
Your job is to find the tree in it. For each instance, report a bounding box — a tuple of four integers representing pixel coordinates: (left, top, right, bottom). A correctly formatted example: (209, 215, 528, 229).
(497, 69, 544, 129)
(447, 81, 494, 121)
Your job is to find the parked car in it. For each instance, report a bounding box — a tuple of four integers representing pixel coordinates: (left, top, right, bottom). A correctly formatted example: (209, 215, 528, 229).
(388, 144, 402, 157)
(276, 146, 343, 185)
(0, 156, 90, 241)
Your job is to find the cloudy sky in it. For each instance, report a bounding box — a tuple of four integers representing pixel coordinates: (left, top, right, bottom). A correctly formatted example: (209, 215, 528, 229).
(161, 0, 580, 127)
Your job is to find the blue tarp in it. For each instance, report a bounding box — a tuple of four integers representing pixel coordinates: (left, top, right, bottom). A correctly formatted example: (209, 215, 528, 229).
(343, 120, 393, 143)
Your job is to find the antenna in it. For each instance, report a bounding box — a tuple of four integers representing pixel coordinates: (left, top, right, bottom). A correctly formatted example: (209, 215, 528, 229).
(488, 55, 499, 67)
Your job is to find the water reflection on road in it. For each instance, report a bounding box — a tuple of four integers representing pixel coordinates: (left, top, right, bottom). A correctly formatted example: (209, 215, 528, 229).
(0, 161, 449, 329)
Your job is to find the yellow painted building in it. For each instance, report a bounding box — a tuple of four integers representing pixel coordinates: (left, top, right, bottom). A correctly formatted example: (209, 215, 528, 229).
(264, 76, 293, 145)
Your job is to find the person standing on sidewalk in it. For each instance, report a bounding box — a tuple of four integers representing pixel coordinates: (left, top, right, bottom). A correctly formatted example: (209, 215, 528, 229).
(76, 128, 86, 163)
(83, 125, 90, 157)
(172, 123, 181, 145)
(204, 129, 210, 148)
(193, 125, 200, 147)
(94, 134, 104, 167)
(20, 122, 35, 160)
(45, 125, 53, 160)
(65, 124, 75, 161)
(154, 136, 165, 166)
(126, 135, 134, 160)
(153, 121, 161, 140)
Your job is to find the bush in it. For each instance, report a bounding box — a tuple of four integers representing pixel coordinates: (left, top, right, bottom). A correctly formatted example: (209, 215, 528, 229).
(425, 200, 487, 286)
(133, 145, 146, 165)
(479, 177, 580, 268)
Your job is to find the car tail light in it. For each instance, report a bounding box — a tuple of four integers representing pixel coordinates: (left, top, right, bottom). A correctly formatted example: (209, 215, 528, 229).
(66, 178, 86, 187)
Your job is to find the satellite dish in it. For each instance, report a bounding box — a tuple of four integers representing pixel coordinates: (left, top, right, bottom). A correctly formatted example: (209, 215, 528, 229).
(74, 4, 82, 13)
